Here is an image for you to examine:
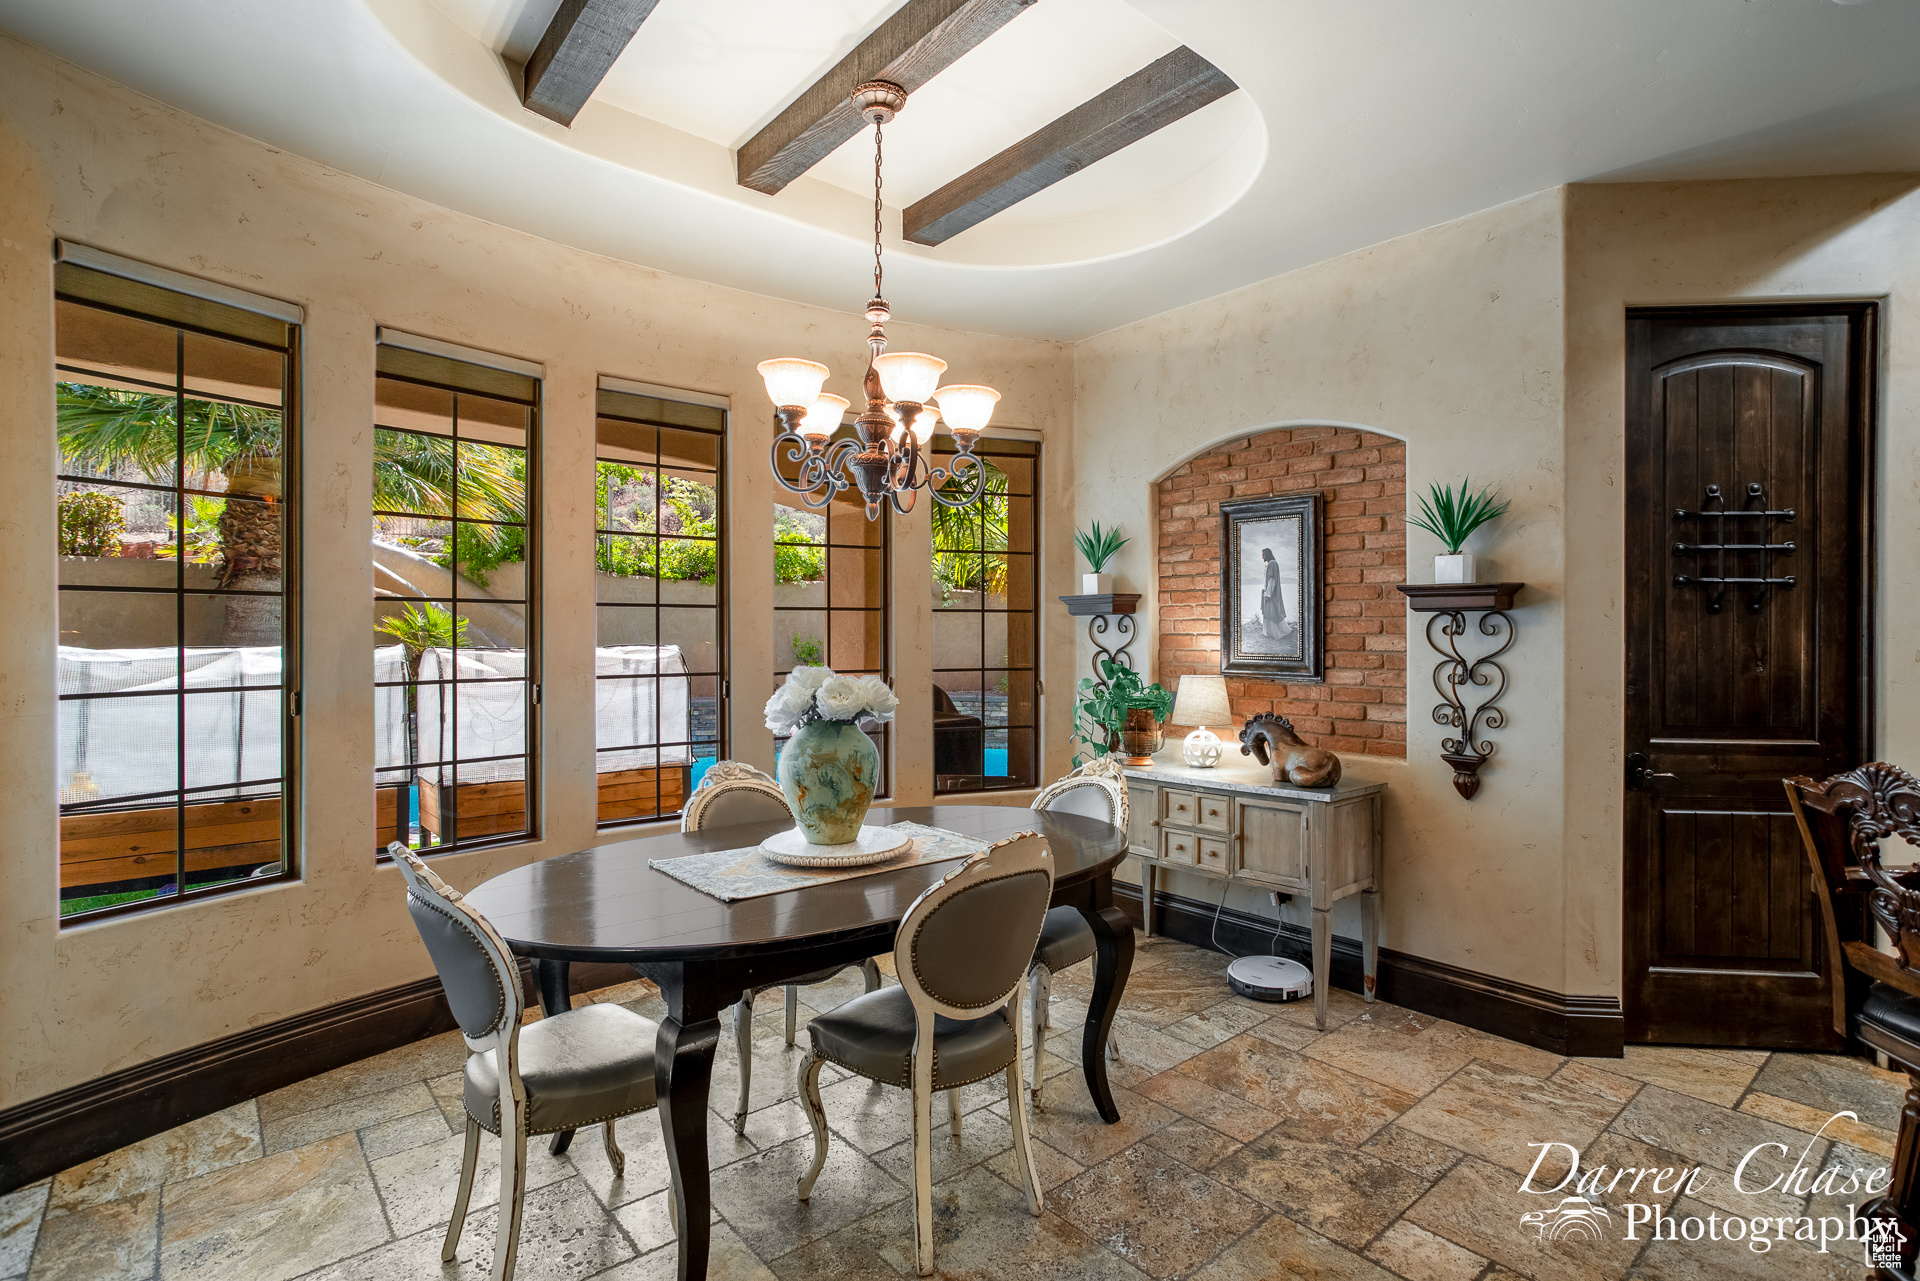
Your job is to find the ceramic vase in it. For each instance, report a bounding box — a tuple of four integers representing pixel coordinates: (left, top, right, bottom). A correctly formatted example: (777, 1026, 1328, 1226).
(1434, 553, 1477, 584)
(1082, 572, 1113, 595)
(778, 718, 879, 845)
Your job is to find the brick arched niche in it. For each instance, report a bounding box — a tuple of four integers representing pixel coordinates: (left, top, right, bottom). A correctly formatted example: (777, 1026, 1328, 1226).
(1156, 427, 1407, 757)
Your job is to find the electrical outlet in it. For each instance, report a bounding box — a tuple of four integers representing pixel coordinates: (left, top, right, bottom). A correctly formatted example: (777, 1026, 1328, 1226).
(1270, 890, 1284, 907)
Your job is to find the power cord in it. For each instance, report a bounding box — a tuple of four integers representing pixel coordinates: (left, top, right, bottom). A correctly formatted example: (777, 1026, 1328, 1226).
(1208, 876, 1287, 960)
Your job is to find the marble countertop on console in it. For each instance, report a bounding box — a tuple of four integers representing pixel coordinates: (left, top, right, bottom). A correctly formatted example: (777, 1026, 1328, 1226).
(1121, 753, 1387, 804)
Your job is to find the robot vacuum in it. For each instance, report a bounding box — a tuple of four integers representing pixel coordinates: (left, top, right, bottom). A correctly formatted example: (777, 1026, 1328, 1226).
(1226, 954, 1314, 1002)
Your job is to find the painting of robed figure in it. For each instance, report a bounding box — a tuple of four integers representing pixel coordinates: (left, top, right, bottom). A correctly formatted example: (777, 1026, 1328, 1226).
(1219, 493, 1324, 680)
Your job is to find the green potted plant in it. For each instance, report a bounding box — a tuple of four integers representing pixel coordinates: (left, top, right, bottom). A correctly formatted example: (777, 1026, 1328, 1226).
(1072, 658, 1175, 767)
(1407, 479, 1509, 584)
(1074, 521, 1128, 595)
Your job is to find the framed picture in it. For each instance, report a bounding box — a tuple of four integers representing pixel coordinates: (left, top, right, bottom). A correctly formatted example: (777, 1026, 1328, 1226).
(1219, 494, 1323, 680)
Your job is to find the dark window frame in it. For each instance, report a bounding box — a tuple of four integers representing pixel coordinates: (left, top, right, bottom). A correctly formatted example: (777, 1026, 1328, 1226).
(593, 387, 728, 830)
(372, 345, 540, 860)
(54, 267, 303, 926)
(931, 434, 1041, 795)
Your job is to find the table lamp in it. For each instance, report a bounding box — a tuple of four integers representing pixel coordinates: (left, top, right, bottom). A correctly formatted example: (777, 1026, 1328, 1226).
(1171, 675, 1232, 767)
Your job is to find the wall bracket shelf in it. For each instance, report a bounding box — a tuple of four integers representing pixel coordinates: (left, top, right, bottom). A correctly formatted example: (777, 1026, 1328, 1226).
(1058, 592, 1141, 688)
(1396, 583, 1524, 800)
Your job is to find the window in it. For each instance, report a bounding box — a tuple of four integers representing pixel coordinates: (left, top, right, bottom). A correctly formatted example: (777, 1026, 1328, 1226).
(931, 435, 1040, 793)
(54, 257, 300, 921)
(595, 384, 726, 826)
(373, 336, 538, 855)
(773, 478, 890, 797)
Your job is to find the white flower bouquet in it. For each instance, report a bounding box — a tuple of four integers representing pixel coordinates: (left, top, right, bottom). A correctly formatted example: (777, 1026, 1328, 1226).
(764, 666, 900, 735)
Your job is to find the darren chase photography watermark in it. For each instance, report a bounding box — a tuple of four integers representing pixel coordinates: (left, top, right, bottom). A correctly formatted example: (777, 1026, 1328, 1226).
(1515, 1110, 1905, 1267)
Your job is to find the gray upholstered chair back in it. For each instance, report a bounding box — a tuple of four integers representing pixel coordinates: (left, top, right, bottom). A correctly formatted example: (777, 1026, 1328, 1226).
(392, 843, 523, 1043)
(1033, 756, 1128, 831)
(682, 761, 793, 833)
(896, 832, 1053, 1015)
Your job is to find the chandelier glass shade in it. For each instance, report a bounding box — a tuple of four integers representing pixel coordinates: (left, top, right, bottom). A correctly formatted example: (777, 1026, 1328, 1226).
(759, 81, 999, 519)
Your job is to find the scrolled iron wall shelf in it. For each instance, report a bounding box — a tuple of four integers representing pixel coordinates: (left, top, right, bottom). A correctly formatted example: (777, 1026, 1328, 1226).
(1396, 583, 1525, 800)
(1058, 592, 1141, 689)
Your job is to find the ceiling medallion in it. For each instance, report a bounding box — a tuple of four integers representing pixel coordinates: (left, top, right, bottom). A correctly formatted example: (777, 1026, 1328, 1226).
(757, 80, 999, 519)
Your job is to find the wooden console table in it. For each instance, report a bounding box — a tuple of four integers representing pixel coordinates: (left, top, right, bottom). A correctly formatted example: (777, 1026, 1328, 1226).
(1121, 755, 1385, 1029)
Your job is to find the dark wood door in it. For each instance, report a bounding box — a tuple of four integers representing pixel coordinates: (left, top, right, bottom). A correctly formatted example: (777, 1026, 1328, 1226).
(1624, 305, 1874, 1048)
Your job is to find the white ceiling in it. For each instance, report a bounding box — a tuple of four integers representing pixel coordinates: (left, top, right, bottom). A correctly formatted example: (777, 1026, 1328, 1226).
(1, 0, 1917, 340)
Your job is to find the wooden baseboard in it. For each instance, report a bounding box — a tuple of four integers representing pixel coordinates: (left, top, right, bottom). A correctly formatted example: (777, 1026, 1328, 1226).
(0, 958, 639, 1194)
(1114, 882, 1625, 1060)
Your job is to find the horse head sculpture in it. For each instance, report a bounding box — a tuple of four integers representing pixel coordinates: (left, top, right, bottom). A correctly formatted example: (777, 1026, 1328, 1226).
(1238, 714, 1343, 788)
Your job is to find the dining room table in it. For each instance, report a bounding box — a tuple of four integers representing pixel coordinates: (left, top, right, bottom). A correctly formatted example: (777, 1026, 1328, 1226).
(462, 802, 1135, 1281)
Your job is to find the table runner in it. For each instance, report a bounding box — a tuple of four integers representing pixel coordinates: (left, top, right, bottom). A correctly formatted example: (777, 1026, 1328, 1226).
(649, 821, 988, 902)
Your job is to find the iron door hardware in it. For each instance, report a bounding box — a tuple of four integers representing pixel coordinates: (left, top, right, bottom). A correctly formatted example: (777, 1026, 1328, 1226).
(1626, 752, 1677, 789)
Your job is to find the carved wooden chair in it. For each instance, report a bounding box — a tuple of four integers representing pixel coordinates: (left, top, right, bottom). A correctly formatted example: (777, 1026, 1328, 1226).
(392, 845, 670, 1281)
(795, 832, 1053, 1276)
(1025, 756, 1127, 1102)
(682, 761, 881, 1132)
(1786, 763, 1920, 1278)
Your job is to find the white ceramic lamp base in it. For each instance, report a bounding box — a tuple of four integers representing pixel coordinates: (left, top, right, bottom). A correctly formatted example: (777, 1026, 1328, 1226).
(760, 825, 912, 868)
(1182, 726, 1223, 767)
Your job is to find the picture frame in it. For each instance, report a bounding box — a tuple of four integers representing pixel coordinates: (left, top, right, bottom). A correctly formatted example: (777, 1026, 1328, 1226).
(1218, 493, 1323, 680)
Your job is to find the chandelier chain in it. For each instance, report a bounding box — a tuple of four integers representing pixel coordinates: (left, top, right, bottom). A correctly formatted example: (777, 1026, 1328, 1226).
(872, 119, 884, 300)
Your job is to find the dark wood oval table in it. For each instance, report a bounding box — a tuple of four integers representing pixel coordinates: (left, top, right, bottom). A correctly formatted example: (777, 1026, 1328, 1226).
(464, 804, 1135, 1281)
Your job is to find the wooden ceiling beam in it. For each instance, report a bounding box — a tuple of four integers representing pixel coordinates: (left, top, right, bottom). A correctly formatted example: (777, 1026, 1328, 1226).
(522, 0, 663, 127)
(903, 46, 1236, 246)
(737, 0, 1042, 196)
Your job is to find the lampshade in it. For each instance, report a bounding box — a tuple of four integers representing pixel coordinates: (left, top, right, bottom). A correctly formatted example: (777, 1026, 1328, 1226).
(758, 358, 829, 409)
(886, 404, 935, 443)
(873, 352, 946, 404)
(802, 393, 849, 436)
(1171, 674, 1232, 727)
(931, 384, 999, 436)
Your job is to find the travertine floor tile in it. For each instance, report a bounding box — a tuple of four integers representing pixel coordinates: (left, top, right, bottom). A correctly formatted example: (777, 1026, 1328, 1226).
(158, 1132, 385, 1281)
(1132, 1069, 1281, 1142)
(1398, 1060, 1624, 1176)
(48, 1103, 258, 1213)
(1051, 1144, 1264, 1280)
(0, 1182, 48, 1280)
(1575, 1045, 1766, 1108)
(1750, 1049, 1908, 1132)
(1363, 1218, 1487, 1281)
(1302, 1019, 1475, 1095)
(29, 936, 1914, 1281)
(1186, 1211, 1396, 1281)
(1177, 1036, 1418, 1146)
(27, 1189, 156, 1281)
(1211, 1134, 1433, 1249)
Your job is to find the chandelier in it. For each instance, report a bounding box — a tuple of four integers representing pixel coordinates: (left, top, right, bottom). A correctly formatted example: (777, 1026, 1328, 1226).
(758, 81, 1000, 519)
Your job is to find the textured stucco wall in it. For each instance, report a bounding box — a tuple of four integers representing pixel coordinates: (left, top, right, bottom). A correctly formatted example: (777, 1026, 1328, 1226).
(0, 37, 1074, 1107)
(1074, 190, 1571, 989)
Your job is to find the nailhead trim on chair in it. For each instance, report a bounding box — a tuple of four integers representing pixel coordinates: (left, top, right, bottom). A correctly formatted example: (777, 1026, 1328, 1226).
(472, 1091, 655, 1138)
(409, 892, 508, 1037)
(807, 1008, 1017, 1091)
(905, 869, 1049, 1012)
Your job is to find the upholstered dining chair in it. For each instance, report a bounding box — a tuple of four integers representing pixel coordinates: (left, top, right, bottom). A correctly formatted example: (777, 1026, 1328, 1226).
(1025, 756, 1128, 1102)
(392, 844, 671, 1281)
(796, 832, 1054, 1277)
(1787, 762, 1920, 1278)
(683, 761, 882, 1131)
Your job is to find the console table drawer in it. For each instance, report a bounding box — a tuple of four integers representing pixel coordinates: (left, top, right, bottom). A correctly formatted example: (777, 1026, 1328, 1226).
(1194, 794, 1230, 834)
(1197, 835, 1232, 872)
(1160, 790, 1201, 829)
(1159, 829, 1199, 866)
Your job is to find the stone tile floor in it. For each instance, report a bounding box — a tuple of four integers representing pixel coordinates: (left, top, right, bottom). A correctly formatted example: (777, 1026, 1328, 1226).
(3, 934, 1908, 1280)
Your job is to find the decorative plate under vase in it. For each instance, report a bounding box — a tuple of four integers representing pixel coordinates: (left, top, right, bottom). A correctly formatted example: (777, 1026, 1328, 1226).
(759, 825, 912, 868)
(777, 717, 879, 844)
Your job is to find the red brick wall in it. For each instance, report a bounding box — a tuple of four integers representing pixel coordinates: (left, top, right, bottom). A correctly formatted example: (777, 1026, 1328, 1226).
(1157, 427, 1407, 757)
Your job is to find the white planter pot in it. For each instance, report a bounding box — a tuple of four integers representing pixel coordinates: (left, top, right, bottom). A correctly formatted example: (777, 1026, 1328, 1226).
(1082, 573, 1113, 595)
(1434, 553, 1476, 584)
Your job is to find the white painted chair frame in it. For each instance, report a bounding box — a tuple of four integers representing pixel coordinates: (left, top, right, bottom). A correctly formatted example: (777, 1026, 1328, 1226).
(682, 761, 883, 1131)
(795, 832, 1053, 1277)
(393, 844, 670, 1281)
(1027, 757, 1128, 1101)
